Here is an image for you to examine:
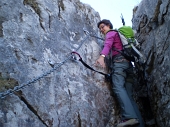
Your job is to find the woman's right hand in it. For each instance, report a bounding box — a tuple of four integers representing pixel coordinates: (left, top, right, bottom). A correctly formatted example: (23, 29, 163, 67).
(95, 55, 106, 68)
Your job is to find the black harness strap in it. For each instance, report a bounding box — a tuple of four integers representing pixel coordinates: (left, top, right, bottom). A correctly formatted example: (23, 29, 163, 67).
(71, 52, 111, 81)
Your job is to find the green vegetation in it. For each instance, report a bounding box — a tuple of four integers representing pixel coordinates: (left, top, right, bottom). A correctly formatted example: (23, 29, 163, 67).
(0, 73, 18, 92)
(23, 0, 41, 16)
(58, 0, 65, 11)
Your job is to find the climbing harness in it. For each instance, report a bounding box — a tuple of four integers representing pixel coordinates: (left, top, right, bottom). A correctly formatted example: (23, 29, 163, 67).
(0, 33, 90, 99)
(71, 51, 112, 82)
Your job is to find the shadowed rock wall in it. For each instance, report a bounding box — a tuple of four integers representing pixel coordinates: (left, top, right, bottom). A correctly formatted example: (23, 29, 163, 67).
(132, 0, 170, 126)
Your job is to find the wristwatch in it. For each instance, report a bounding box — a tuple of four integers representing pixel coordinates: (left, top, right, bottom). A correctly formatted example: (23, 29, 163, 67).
(101, 54, 105, 57)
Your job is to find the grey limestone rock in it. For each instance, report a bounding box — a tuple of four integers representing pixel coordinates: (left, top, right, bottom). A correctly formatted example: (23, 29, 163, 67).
(132, 0, 170, 126)
(0, 0, 115, 127)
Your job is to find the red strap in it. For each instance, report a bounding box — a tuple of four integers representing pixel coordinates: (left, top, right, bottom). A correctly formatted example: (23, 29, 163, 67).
(71, 51, 82, 59)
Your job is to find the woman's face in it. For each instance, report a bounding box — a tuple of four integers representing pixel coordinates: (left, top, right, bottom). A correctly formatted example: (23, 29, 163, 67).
(99, 23, 110, 35)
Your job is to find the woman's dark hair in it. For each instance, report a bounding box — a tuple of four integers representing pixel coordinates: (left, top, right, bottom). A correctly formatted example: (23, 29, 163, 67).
(97, 19, 113, 29)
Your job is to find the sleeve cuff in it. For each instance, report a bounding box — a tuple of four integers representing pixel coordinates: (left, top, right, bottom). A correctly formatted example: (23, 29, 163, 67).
(100, 54, 105, 57)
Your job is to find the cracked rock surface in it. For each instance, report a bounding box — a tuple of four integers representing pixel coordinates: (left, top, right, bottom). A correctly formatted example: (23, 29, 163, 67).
(132, 0, 170, 126)
(1, 0, 170, 127)
(0, 0, 115, 127)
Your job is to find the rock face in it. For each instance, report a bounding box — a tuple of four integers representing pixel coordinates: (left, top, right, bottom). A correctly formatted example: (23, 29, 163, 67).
(132, 0, 170, 127)
(0, 0, 115, 127)
(1, 0, 170, 127)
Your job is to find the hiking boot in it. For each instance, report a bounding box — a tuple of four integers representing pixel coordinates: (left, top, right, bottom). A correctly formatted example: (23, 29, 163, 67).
(117, 119, 139, 127)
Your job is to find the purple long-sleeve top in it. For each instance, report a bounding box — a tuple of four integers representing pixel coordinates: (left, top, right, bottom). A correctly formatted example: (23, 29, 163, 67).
(101, 30, 123, 57)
